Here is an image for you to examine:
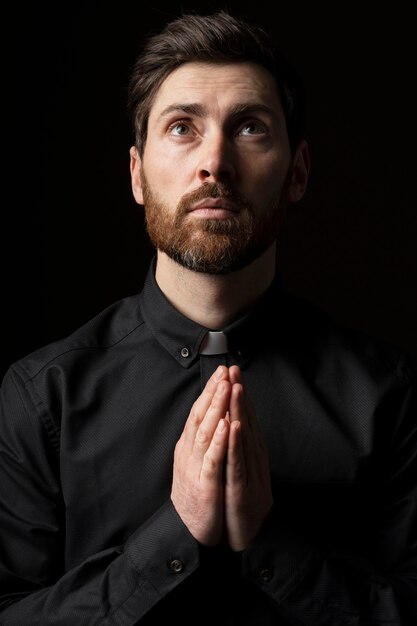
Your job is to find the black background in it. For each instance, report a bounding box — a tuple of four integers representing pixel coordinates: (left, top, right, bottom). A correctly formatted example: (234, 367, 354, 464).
(3, 1, 417, 380)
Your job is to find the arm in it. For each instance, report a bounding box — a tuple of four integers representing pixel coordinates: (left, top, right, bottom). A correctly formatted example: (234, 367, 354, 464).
(0, 367, 199, 625)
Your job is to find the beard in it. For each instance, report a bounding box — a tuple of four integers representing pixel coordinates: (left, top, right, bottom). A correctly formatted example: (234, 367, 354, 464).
(141, 173, 287, 275)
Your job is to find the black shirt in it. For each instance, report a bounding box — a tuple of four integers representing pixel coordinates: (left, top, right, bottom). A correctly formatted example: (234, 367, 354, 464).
(1, 256, 416, 625)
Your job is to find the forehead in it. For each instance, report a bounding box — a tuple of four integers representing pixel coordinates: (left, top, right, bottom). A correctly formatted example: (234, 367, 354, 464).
(149, 61, 284, 119)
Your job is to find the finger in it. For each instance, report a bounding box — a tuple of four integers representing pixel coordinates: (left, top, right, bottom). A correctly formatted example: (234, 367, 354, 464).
(229, 366, 257, 427)
(229, 381, 243, 423)
(229, 366, 257, 432)
(200, 417, 230, 482)
(229, 380, 266, 479)
(228, 382, 253, 476)
(228, 366, 259, 437)
(181, 365, 229, 452)
(228, 364, 242, 385)
(225, 418, 246, 487)
(193, 379, 232, 462)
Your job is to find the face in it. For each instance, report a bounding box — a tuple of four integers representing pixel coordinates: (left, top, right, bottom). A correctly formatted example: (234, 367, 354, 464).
(130, 61, 309, 274)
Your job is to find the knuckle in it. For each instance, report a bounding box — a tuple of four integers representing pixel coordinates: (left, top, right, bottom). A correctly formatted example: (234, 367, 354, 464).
(202, 454, 217, 476)
(189, 404, 202, 427)
(196, 425, 210, 445)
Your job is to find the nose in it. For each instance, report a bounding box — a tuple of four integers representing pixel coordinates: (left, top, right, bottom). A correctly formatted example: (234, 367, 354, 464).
(196, 131, 236, 183)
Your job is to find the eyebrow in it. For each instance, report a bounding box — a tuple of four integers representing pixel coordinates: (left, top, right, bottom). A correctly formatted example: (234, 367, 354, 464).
(157, 103, 206, 121)
(157, 102, 278, 122)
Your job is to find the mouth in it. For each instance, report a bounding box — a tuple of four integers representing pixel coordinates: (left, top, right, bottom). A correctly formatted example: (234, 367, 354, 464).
(188, 197, 239, 218)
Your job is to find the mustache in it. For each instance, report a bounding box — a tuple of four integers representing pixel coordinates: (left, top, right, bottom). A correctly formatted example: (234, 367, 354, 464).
(177, 182, 252, 214)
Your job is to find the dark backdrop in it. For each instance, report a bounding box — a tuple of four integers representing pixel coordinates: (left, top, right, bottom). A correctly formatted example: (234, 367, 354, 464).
(3, 1, 417, 380)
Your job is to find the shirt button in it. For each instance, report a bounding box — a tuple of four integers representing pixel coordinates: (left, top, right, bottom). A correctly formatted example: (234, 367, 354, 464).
(259, 568, 273, 582)
(180, 347, 190, 358)
(169, 559, 184, 573)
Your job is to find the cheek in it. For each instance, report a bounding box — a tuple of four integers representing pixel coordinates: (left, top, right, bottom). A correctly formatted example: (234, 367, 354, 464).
(143, 151, 184, 204)
(245, 156, 290, 204)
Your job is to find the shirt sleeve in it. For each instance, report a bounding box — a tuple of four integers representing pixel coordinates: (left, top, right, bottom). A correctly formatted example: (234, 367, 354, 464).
(242, 354, 417, 625)
(0, 367, 199, 625)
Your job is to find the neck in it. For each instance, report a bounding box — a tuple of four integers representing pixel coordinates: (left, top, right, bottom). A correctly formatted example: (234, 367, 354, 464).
(154, 245, 277, 329)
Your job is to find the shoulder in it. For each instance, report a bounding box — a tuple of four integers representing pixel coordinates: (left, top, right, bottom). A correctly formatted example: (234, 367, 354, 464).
(276, 287, 416, 387)
(4, 293, 145, 385)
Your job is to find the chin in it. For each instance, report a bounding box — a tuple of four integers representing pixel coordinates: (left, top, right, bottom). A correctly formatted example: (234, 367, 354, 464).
(168, 245, 269, 275)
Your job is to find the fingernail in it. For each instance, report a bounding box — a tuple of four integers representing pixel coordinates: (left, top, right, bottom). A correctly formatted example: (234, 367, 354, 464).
(217, 419, 225, 432)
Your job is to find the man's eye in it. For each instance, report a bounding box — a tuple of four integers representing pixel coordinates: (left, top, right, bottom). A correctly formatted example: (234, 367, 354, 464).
(238, 121, 265, 136)
(169, 122, 191, 136)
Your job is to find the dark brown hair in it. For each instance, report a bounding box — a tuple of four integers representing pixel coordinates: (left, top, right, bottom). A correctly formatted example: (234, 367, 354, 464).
(127, 10, 305, 156)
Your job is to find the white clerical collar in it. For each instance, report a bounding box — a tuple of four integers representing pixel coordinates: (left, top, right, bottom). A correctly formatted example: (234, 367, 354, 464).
(198, 331, 228, 355)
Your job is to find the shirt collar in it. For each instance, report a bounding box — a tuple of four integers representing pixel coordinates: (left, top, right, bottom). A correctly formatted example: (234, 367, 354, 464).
(139, 255, 285, 368)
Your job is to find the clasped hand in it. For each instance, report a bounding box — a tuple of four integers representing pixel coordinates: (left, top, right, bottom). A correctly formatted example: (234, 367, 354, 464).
(171, 365, 273, 551)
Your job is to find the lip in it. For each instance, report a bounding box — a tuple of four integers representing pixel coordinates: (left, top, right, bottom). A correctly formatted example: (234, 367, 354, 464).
(188, 198, 239, 214)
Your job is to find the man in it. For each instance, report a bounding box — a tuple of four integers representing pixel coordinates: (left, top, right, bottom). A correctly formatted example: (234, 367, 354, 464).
(0, 10, 416, 625)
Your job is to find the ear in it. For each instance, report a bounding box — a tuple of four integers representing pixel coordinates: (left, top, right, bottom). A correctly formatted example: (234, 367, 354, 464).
(287, 139, 310, 202)
(130, 146, 144, 205)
